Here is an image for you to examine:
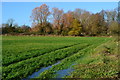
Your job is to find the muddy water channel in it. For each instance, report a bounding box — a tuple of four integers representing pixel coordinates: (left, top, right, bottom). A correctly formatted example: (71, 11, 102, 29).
(27, 61, 60, 78)
(27, 61, 75, 78)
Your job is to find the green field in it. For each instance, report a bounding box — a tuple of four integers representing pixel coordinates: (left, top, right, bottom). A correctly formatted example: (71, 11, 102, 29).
(2, 36, 119, 79)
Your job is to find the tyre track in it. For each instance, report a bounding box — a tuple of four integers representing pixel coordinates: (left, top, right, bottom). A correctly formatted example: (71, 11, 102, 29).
(3, 43, 91, 79)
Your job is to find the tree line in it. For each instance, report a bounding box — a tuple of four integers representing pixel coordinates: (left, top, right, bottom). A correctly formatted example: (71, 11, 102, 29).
(1, 4, 119, 36)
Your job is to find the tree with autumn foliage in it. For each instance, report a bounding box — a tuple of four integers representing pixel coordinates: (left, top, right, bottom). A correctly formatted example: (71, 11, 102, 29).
(30, 4, 51, 34)
(52, 8, 64, 35)
(61, 11, 74, 35)
(68, 19, 82, 36)
(2, 4, 119, 37)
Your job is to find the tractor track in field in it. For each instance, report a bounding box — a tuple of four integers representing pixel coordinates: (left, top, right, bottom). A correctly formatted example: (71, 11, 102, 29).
(3, 42, 85, 67)
(3, 39, 110, 79)
(3, 43, 92, 79)
(27, 44, 94, 78)
(37, 42, 106, 78)
(27, 44, 92, 78)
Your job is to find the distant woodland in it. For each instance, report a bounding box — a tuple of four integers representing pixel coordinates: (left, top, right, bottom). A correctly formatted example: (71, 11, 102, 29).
(1, 4, 119, 36)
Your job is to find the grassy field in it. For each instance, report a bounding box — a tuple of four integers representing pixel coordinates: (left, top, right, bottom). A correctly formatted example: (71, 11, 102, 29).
(2, 36, 119, 79)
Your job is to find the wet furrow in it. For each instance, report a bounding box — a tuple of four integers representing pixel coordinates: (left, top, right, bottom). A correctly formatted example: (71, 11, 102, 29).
(38, 41, 105, 78)
(3, 43, 89, 79)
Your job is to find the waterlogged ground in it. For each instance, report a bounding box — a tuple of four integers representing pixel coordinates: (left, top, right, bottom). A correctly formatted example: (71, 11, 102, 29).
(2, 36, 119, 79)
(28, 61, 61, 78)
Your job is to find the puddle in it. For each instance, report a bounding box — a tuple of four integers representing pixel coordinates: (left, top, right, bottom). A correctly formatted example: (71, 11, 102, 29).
(56, 68, 74, 78)
(27, 61, 60, 78)
(26, 62, 75, 78)
(56, 63, 75, 78)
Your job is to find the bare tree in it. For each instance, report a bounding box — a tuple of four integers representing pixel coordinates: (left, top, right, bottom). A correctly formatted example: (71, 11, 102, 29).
(7, 18, 15, 27)
(52, 7, 64, 34)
